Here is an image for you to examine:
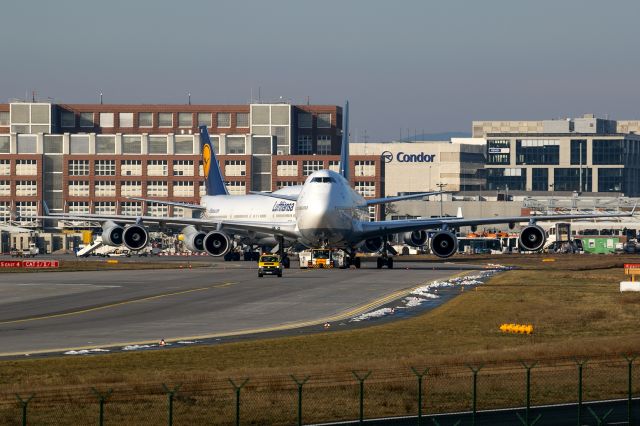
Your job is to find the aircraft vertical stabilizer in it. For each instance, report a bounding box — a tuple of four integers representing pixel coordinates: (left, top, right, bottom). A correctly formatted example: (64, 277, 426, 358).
(199, 125, 229, 196)
(339, 101, 350, 181)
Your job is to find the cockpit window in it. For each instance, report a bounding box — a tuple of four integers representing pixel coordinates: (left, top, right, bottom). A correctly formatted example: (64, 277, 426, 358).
(311, 177, 335, 183)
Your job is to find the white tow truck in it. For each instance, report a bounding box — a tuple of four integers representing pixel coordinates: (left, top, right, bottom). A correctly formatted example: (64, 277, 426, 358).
(298, 249, 346, 269)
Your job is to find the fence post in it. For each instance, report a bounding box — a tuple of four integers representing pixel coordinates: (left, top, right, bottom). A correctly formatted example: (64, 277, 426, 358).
(623, 354, 637, 426)
(229, 378, 249, 426)
(352, 371, 371, 424)
(162, 383, 181, 426)
(91, 388, 113, 426)
(466, 364, 483, 426)
(515, 362, 542, 426)
(290, 375, 310, 426)
(15, 394, 34, 426)
(574, 359, 587, 426)
(410, 367, 429, 426)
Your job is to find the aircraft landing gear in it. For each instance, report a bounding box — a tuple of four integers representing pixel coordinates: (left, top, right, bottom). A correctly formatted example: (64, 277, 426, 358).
(276, 235, 290, 268)
(342, 248, 361, 269)
(376, 236, 396, 269)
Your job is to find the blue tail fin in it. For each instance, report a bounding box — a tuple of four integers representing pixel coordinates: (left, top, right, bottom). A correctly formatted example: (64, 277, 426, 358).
(339, 101, 349, 181)
(199, 125, 229, 196)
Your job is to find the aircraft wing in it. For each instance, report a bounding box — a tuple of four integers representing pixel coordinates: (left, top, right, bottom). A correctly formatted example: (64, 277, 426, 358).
(365, 191, 449, 206)
(125, 197, 206, 210)
(357, 209, 635, 239)
(34, 214, 300, 239)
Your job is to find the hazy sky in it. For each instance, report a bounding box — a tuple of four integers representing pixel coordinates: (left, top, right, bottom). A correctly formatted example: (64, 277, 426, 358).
(2, 0, 639, 140)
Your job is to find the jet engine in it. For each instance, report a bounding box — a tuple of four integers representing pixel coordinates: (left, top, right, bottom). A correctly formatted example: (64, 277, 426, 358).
(518, 225, 546, 252)
(203, 231, 231, 257)
(182, 226, 206, 252)
(101, 221, 124, 246)
(403, 230, 428, 247)
(123, 225, 149, 251)
(429, 231, 458, 258)
(363, 236, 384, 253)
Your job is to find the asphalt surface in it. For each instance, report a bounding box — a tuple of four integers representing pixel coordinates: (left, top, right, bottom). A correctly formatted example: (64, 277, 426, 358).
(0, 259, 470, 356)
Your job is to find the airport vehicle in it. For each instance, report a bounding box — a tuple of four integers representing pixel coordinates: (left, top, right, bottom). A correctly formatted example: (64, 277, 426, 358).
(34, 102, 636, 268)
(10, 243, 39, 258)
(299, 249, 347, 268)
(258, 254, 283, 277)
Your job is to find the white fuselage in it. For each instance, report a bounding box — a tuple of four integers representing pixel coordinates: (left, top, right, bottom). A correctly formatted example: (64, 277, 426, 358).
(200, 170, 369, 248)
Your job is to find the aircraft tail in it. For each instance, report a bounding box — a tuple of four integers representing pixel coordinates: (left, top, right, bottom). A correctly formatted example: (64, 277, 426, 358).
(339, 101, 349, 181)
(199, 125, 229, 196)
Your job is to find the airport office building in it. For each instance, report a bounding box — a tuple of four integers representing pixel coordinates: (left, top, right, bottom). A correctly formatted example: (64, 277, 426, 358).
(0, 101, 384, 227)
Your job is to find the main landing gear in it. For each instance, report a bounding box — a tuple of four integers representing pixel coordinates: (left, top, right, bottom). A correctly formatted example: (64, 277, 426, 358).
(376, 236, 397, 269)
(276, 235, 291, 269)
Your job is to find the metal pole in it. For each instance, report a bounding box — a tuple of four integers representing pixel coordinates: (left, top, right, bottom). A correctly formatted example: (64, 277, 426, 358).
(91, 388, 112, 426)
(291, 375, 310, 426)
(411, 367, 429, 425)
(624, 355, 637, 426)
(467, 365, 483, 426)
(15, 394, 34, 426)
(229, 378, 249, 426)
(352, 371, 371, 424)
(574, 360, 587, 426)
(162, 384, 181, 426)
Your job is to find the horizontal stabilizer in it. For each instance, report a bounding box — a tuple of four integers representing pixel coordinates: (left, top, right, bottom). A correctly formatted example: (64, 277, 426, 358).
(249, 191, 298, 202)
(366, 191, 450, 206)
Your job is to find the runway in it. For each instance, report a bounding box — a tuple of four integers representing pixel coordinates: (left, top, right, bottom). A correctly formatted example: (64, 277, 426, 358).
(0, 260, 470, 356)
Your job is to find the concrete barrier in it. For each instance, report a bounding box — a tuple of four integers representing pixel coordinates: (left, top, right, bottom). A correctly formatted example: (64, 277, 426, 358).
(620, 281, 640, 292)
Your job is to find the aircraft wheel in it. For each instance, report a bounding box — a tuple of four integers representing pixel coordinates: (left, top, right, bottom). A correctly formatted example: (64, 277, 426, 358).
(233, 252, 241, 261)
(258, 273, 263, 278)
(387, 257, 394, 269)
(354, 257, 361, 269)
(282, 256, 291, 269)
(376, 257, 383, 269)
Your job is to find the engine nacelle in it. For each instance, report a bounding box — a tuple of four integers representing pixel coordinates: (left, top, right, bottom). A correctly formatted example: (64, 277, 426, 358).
(102, 221, 124, 246)
(363, 236, 384, 253)
(430, 231, 458, 258)
(403, 230, 428, 247)
(203, 231, 231, 257)
(123, 225, 149, 251)
(182, 226, 206, 252)
(518, 225, 546, 252)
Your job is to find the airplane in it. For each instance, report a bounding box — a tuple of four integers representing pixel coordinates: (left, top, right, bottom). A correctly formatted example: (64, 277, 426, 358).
(35, 102, 636, 269)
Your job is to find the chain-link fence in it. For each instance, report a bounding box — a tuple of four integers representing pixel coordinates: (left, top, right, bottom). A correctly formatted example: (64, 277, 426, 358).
(1, 355, 638, 425)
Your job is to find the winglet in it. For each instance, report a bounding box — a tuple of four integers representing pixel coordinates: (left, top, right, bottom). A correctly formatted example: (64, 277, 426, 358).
(199, 125, 229, 196)
(339, 101, 349, 181)
(457, 206, 463, 218)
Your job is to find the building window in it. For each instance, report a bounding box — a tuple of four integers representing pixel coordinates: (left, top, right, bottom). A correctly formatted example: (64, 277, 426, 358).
(158, 112, 173, 127)
(317, 113, 331, 128)
(43, 135, 62, 154)
(197, 113, 212, 127)
(99, 113, 114, 128)
(16, 159, 38, 175)
(225, 181, 246, 195)
(61, 111, 75, 127)
(94, 201, 116, 215)
(173, 181, 194, 197)
(355, 160, 375, 177)
(148, 135, 167, 154)
(236, 112, 249, 128)
(515, 139, 559, 165)
(0, 160, 9, 175)
(199, 181, 207, 197)
(298, 112, 312, 128)
(328, 160, 340, 173)
(0, 111, 9, 126)
(368, 206, 376, 222)
(121, 160, 142, 176)
(354, 181, 375, 198)
(173, 160, 195, 176)
(553, 168, 592, 192)
(598, 168, 623, 192)
(174, 135, 194, 154)
(120, 201, 142, 216)
(0, 135, 9, 153)
(217, 113, 231, 128)
(593, 139, 624, 165)
(147, 203, 168, 217)
(178, 112, 192, 128)
(147, 181, 168, 197)
(119, 113, 134, 128)
(486, 168, 526, 191)
(531, 168, 548, 191)
(570, 140, 587, 165)
(120, 181, 142, 197)
(0, 180, 10, 196)
(68, 201, 89, 214)
(139, 112, 153, 127)
(224, 160, 246, 177)
(487, 140, 511, 165)
(68, 160, 89, 176)
(95, 160, 116, 176)
(79, 112, 94, 128)
(298, 135, 312, 155)
(303, 160, 323, 176)
(317, 135, 331, 155)
(122, 135, 142, 154)
(94, 181, 116, 197)
(276, 181, 298, 189)
(227, 136, 245, 154)
(147, 160, 168, 176)
(16, 201, 38, 218)
(69, 134, 89, 154)
(276, 160, 298, 176)
(96, 135, 116, 154)
(68, 181, 90, 197)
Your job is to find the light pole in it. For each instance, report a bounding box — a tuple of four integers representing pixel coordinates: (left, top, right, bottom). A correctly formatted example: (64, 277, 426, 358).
(436, 183, 447, 217)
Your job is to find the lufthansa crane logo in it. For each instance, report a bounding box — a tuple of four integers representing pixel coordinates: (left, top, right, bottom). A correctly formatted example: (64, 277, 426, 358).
(381, 151, 394, 163)
(203, 144, 211, 178)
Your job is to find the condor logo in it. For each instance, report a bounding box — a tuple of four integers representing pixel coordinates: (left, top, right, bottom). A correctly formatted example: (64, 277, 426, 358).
(272, 201, 295, 212)
(202, 144, 212, 178)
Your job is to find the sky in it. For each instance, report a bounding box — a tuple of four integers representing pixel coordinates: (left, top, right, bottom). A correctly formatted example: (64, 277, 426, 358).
(2, 0, 640, 141)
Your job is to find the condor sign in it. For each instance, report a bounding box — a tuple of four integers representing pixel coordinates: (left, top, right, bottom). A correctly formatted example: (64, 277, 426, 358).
(381, 151, 436, 164)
